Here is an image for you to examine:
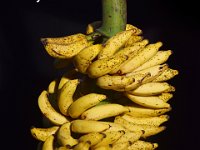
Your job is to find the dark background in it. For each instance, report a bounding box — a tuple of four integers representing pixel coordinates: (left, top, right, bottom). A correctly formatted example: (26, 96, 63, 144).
(0, 0, 199, 149)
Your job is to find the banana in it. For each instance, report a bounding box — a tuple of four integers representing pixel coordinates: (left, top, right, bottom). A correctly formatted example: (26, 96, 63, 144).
(133, 50, 173, 72)
(42, 135, 54, 150)
(73, 141, 91, 150)
(47, 79, 59, 94)
(128, 82, 175, 96)
(92, 145, 112, 150)
(121, 114, 169, 126)
(57, 122, 78, 147)
(38, 90, 69, 125)
(92, 131, 125, 148)
(43, 38, 90, 59)
(126, 104, 172, 117)
(81, 104, 128, 121)
(125, 24, 142, 35)
(57, 79, 79, 115)
(68, 93, 107, 118)
(79, 132, 106, 146)
(56, 146, 72, 150)
(30, 126, 59, 141)
(98, 30, 134, 59)
(71, 120, 110, 133)
(128, 140, 158, 150)
(125, 93, 171, 109)
(111, 142, 131, 150)
(153, 68, 179, 82)
(101, 122, 126, 132)
(119, 42, 163, 74)
(114, 116, 166, 138)
(124, 35, 143, 47)
(41, 33, 86, 45)
(86, 21, 102, 34)
(158, 93, 173, 102)
(73, 44, 103, 74)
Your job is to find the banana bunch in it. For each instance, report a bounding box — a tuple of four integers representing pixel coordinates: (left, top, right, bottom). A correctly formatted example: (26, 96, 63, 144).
(31, 22, 178, 150)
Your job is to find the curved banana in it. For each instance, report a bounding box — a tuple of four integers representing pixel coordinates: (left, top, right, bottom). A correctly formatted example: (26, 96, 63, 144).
(47, 79, 59, 94)
(125, 24, 142, 35)
(124, 35, 143, 47)
(81, 104, 128, 121)
(30, 126, 59, 141)
(73, 44, 103, 74)
(42, 135, 54, 150)
(86, 21, 102, 34)
(133, 50, 173, 72)
(73, 141, 91, 150)
(153, 68, 179, 82)
(128, 140, 158, 150)
(43, 38, 89, 59)
(158, 93, 173, 102)
(114, 116, 166, 138)
(41, 33, 86, 45)
(57, 79, 79, 116)
(79, 132, 106, 146)
(57, 122, 78, 147)
(119, 42, 163, 74)
(121, 114, 169, 126)
(98, 30, 134, 59)
(68, 93, 107, 118)
(38, 90, 69, 125)
(92, 131, 125, 149)
(125, 93, 170, 109)
(128, 82, 175, 96)
(71, 120, 110, 134)
(126, 104, 172, 117)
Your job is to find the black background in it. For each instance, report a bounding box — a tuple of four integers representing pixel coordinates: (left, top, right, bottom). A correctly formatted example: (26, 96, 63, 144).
(0, 0, 199, 149)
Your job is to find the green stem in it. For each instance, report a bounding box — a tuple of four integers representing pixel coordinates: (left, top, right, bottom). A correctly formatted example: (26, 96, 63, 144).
(97, 0, 127, 37)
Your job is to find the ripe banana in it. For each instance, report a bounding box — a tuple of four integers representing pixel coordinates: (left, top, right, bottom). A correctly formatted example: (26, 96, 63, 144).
(125, 104, 172, 117)
(57, 122, 78, 147)
(98, 30, 134, 59)
(73, 141, 91, 150)
(133, 50, 173, 72)
(79, 132, 106, 146)
(43, 38, 89, 59)
(57, 79, 79, 115)
(128, 140, 158, 150)
(73, 44, 103, 74)
(47, 79, 59, 94)
(92, 145, 112, 150)
(30, 126, 59, 141)
(111, 142, 131, 150)
(38, 90, 69, 125)
(125, 93, 171, 109)
(128, 82, 175, 96)
(81, 104, 128, 121)
(119, 42, 163, 74)
(121, 114, 169, 126)
(86, 21, 102, 34)
(158, 93, 173, 102)
(68, 93, 107, 118)
(125, 24, 142, 35)
(101, 122, 126, 132)
(71, 120, 110, 133)
(153, 68, 179, 82)
(42, 135, 54, 150)
(124, 35, 143, 47)
(56, 146, 72, 150)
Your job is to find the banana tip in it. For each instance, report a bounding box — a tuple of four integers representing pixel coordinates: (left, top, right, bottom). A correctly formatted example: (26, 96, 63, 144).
(40, 38, 47, 46)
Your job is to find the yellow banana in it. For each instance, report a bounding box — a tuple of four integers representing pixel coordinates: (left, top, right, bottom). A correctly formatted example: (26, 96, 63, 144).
(126, 24, 142, 35)
(119, 42, 163, 74)
(92, 145, 112, 150)
(92, 131, 125, 148)
(57, 79, 79, 116)
(73, 141, 91, 150)
(30, 126, 59, 141)
(101, 122, 126, 132)
(126, 104, 172, 117)
(125, 93, 171, 109)
(81, 104, 128, 121)
(124, 35, 144, 47)
(153, 68, 179, 82)
(47, 79, 59, 94)
(38, 90, 69, 125)
(86, 21, 102, 34)
(158, 93, 173, 102)
(42, 135, 54, 150)
(43, 38, 89, 59)
(98, 30, 134, 59)
(73, 44, 103, 73)
(114, 116, 166, 138)
(128, 82, 175, 96)
(57, 122, 78, 147)
(128, 140, 158, 150)
(121, 114, 169, 126)
(111, 142, 131, 150)
(79, 132, 106, 146)
(133, 50, 173, 72)
(71, 120, 110, 133)
(41, 33, 86, 45)
(68, 93, 107, 118)
(56, 146, 72, 150)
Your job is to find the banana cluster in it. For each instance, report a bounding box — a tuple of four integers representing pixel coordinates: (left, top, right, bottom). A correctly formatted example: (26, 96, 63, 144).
(30, 22, 178, 150)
